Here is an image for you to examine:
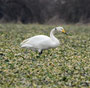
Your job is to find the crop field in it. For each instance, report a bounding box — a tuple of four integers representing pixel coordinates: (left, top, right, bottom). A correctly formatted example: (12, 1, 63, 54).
(0, 24, 90, 88)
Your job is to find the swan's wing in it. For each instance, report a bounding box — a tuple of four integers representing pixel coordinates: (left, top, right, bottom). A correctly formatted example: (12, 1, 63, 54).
(26, 35, 55, 49)
(20, 35, 51, 47)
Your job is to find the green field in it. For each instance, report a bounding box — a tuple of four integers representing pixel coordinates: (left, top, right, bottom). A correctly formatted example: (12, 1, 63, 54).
(0, 24, 90, 88)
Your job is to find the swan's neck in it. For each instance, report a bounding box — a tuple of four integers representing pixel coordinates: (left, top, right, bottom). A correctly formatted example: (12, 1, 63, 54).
(50, 28, 60, 44)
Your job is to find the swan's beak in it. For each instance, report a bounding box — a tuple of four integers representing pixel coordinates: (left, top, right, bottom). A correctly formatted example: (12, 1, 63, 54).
(62, 29, 66, 33)
(62, 29, 68, 35)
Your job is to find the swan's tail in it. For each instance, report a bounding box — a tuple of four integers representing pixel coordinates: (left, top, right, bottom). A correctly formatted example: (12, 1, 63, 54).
(20, 39, 29, 46)
(21, 44, 32, 48)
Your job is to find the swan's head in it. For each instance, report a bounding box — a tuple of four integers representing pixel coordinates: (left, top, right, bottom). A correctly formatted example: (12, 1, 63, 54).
(55, 27, 66, 34)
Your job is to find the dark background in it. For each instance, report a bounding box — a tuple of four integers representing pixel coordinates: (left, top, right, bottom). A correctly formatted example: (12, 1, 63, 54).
(0, 0, 90, 24)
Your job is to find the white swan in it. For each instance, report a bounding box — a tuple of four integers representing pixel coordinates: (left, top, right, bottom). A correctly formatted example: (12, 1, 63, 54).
(20, 27, 66, 54)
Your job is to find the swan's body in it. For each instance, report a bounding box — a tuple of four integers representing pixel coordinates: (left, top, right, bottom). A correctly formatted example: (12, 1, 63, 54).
(20, 27, 66, 54)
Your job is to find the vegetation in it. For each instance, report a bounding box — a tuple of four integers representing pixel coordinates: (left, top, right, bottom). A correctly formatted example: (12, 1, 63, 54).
(0, 0, 90, 23)
(0, 24, 90, 88)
